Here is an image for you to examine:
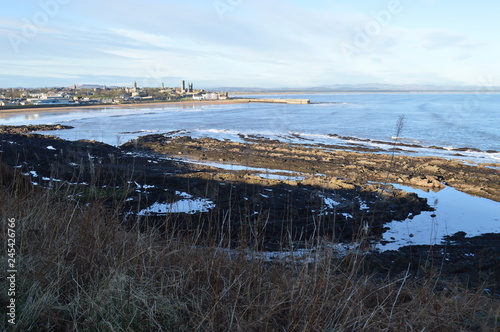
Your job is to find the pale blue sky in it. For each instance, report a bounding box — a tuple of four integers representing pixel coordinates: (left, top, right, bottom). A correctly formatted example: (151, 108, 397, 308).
(1, 0, 499, 88)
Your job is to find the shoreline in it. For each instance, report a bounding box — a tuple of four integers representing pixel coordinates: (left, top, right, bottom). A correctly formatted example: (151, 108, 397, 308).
(2, 128, 498, 330)
(0, 99, 247, 118)
(125, 134, 500, 202)
(1, 100, 498, 164)
(231, 90, 500, 95)
(0, 96, 314, 117)
(1, 125, 499, 287)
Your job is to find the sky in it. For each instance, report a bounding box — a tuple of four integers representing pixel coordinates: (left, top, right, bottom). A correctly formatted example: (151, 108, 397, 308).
(1, 0, 499, 88)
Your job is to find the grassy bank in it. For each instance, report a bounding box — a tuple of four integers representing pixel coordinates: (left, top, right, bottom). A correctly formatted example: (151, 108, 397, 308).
(0, 163, 499, 331)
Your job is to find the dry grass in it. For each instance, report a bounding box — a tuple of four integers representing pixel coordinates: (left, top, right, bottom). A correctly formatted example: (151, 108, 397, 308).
(0, 163, 499, 331)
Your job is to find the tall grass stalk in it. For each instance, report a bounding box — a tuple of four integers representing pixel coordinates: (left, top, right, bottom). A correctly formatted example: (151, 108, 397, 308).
(0, 162, 498, 331)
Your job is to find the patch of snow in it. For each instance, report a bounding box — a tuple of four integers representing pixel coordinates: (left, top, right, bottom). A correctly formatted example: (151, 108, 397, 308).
(175, 191, 193, 199)
(138, 198, 215, 215)
(255, 173, 305, 181)
(357, 197, 370, 210)
(23, 170, 38, 177)
(323, 197, 341, 209)
(219, 242, 364, 263)
(41, 177, 62, 182)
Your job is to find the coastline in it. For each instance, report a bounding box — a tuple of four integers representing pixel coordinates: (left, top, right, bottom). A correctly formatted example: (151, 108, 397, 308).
(2, 100, 498, 166)
(126, 134, 500, 202)
(1, 124, 499, 295)
(3, 124, 497, 202)
(2, 128, 498, 331)
(0, 99, 247, 118)
(0, 97, 313, 118)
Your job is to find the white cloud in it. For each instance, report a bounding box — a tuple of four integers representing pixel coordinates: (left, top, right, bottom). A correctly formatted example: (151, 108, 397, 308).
(109, 29, 173, 49)
(2, 0, 499, 88)
(421, 30, 485, 50)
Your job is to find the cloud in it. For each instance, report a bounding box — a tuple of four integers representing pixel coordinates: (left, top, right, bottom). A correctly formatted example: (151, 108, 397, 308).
(109, 29, 173, 49)
(454, 53, 472, 61)
(2, 0, 499, 88)
(421, 30, 485, 50)
(0, 18, 23, 29)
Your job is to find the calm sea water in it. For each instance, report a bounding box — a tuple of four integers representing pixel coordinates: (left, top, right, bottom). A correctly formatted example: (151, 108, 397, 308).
(2, 92, 499, 163)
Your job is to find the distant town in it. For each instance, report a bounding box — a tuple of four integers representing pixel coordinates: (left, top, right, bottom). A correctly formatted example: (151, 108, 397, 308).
(0, 80, 229, 108)
(3, 82, 499, 109)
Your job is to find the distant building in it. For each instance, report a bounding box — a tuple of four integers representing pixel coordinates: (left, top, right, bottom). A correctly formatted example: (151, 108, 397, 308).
(32, 94, 72, 105)
(1, 101, 20, 106)
(127, 81, 141, 96)
(192, 92, 228, 101)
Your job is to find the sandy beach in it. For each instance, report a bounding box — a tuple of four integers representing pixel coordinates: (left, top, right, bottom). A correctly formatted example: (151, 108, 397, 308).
(0, 99, 246, 119)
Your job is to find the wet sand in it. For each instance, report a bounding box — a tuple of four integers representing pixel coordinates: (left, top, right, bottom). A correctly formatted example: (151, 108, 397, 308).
(0, 99, 246, 119)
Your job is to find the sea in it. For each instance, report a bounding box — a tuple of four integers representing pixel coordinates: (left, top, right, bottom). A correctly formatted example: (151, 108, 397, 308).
(2, 92, 499, 163)
(1, 92, 499, 249)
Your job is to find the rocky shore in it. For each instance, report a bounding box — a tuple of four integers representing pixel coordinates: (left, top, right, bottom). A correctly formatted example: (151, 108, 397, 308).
(1, 125, 499, 291)
(0, 124, 74, 134)
(125, 133, 500, 202)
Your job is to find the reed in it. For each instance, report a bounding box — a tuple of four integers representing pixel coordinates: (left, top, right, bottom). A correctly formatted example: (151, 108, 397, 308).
(1, 161, 499, 331)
